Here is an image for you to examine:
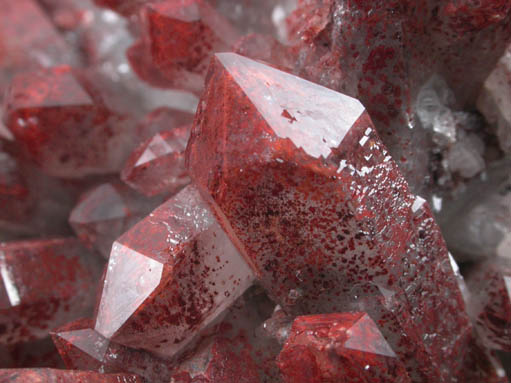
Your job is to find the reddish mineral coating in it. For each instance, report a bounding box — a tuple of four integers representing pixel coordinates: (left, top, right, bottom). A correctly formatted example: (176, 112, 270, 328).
(187, 53, 472, 382)
(129, 0, 238, 93)
(277, 313, 411, 383)
(94, 185, 254, 358)
(466, 257, 511, 352)
(0, 0, 77, 93)
(0, 238, 101, 345)
(69, 182, 165, 258)
(171, 336, 261, 383)
(121, 125, 191, 197)
(3, 66, 124, 178)
(0, 368, 142, 382)
(51, 319, 173, 383)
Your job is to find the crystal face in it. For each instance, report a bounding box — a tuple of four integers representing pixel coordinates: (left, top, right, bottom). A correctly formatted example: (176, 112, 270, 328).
(0, 0, 510, 381)
(121, 125, 191, 197)
(94, 185, 254, 358)
(69, 182, 164, 258)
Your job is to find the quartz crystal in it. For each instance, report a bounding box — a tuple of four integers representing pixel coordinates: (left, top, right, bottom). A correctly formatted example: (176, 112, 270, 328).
(438, 160, 511, 260)
(69, 182, 165, 258)
(4, 66, 125, 178)
(277, 312, 411, 383)
(52, 319, 173, 383)
(0, 368, 142, 382)
(129, 0, 239, 93)
(187, 53, 473, 382)
(94, 185, 254, 358)
(0, 238, 101, 345)
(121, 125, 191, 197)
(286, 0, 511, 194)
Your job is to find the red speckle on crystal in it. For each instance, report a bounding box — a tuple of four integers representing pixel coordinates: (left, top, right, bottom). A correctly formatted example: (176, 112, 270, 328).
(3, 66, 122, 178)
(0, 0, 77, 94)
(173, 336, 261, 383)
(278, 312, 411, 383)
(129, 0, 238, 94)
(466, 256, 511, 352)
(0, 238, 101, 345)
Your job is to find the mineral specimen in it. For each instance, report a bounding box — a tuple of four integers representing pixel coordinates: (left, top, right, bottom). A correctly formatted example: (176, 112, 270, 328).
(129, 0, 238, 93)
(4, 66, 125, 178)
(0, 0, 509, 381)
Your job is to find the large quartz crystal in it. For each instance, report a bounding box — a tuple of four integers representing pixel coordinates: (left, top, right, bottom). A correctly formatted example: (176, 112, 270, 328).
(187, 52, 476, 382)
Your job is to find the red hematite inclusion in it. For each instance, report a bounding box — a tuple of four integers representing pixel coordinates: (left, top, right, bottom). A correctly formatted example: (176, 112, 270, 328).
(0, 238, 101, 345)
(187, 53, 472, 382)
(277, 313, 411, 383)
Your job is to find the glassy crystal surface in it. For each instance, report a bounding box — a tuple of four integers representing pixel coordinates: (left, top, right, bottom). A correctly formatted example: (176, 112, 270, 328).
(94, 185, 255, 358)
(121, 125, 191, 197)
(3, 66, 126, 178)
(0, 0, 509, 379)
(69, 182, 164, 258)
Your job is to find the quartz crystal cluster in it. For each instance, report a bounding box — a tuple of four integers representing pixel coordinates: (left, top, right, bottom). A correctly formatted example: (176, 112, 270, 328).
(0, 0, 510, 382)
